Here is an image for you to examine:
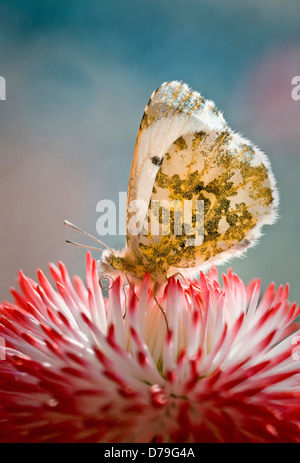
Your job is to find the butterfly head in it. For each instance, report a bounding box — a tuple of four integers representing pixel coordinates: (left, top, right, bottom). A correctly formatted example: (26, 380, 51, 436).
(64, 220, 126, 287)
(98, 249, 126, 278)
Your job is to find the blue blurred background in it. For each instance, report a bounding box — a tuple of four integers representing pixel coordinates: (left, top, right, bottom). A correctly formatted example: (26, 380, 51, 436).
(0, 0, 300, 303)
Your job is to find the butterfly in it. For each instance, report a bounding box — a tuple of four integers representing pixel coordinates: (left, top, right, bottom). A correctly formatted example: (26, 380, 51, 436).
(65, 81, 278, 289)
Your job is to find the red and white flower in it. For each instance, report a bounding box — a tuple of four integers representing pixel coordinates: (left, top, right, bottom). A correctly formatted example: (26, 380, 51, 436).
(0, 252, 300, 442)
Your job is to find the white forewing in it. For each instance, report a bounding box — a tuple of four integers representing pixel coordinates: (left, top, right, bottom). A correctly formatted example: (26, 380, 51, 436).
(126, 81, 226, 247)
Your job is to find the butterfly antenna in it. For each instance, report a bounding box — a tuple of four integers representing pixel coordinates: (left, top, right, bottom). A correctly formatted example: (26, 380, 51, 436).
(64, 220, 116, 255)
(65, 240, 105, 252)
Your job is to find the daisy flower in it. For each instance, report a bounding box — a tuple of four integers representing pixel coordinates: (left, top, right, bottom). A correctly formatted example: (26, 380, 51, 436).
(0, 252, 299, 443)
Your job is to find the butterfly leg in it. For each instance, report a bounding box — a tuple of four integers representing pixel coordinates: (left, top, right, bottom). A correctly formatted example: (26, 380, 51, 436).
(153, 282, 170, 334)
(125, 273, 139, 301)
(171, 272, 201, 293)
(122, 273, 139, 320)
(171, 272, 189, 285)
(122, 282, 129, 319)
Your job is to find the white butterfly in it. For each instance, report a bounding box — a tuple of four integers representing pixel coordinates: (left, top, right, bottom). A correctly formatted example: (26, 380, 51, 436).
(66, 81, 278, 288)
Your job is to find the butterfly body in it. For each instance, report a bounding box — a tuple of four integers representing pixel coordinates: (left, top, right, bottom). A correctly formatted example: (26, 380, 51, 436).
(99, 248, 170, 285)
(96, 81, 278, 286)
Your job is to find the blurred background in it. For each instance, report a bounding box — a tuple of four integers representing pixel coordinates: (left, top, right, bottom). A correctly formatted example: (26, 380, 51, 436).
(0, 0, 300, 303)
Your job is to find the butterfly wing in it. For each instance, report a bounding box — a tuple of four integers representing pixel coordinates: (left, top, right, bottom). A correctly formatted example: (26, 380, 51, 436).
(126, 81, 278, 279)
(126, 82, 226, 246)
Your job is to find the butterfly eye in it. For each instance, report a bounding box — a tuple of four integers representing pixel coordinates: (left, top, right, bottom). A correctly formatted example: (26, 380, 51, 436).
(112, 257, 124, 270)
